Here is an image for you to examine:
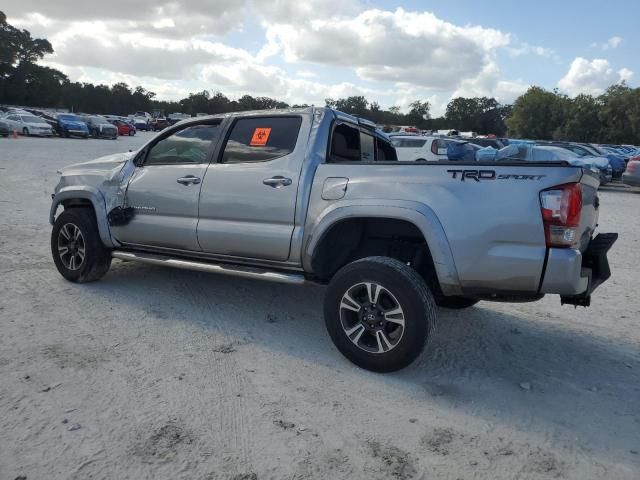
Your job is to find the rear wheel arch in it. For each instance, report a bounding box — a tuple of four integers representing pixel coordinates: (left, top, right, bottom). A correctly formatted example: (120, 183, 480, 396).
(306, 210, 460, 297)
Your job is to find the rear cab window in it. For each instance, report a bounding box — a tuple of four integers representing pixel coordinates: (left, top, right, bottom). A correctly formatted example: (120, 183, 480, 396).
(221, 116, 302, 163)
(330, 123, 397, 162)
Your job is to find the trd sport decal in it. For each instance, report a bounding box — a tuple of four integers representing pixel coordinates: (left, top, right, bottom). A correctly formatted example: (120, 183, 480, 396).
(447, 170, 545, 182)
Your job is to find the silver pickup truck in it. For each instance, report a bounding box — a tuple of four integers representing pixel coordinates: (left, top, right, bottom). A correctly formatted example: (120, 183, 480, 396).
(49, 107, 617, 372)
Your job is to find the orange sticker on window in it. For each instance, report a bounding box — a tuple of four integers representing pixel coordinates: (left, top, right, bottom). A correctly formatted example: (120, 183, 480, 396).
(250, 127, 271, 146)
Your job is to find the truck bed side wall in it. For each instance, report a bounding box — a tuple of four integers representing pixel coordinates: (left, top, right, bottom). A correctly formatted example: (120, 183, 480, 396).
(304, 163, 584, 295)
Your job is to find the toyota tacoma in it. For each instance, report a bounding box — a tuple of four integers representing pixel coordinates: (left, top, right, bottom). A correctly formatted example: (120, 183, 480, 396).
(49, 107, 617, 372)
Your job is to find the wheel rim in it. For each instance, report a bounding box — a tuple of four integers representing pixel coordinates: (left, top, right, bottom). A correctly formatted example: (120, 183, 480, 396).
(339, 282, 405, 354)
(57, 223, 86, 271)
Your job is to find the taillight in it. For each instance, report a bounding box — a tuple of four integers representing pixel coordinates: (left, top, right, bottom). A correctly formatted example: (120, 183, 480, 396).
(540, 183, 582, 248)
(627, 161, 638, 173)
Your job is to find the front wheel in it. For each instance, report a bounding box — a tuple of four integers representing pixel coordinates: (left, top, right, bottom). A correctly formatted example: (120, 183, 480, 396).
(324, 256, 437, 372)
(22, 127, 29, 136)
(51, 208, 112, 283)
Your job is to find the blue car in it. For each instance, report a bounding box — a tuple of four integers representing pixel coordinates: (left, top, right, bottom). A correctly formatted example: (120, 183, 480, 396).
(56, 114, 89, 138)
(581, 144, 626, 179)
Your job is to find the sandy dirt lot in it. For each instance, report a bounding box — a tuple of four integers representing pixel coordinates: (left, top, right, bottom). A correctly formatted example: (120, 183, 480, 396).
(1, 134, 639, 480)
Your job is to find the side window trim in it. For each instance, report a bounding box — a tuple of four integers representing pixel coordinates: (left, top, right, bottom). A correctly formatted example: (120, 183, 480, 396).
(138, 119, 222, 167)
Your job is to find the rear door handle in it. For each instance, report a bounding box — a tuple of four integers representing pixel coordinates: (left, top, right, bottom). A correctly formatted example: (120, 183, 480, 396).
(263, 176, 292, 188)
(177, 175, 201, 185)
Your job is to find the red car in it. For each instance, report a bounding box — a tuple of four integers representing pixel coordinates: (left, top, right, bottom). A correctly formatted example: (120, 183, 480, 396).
(110, 119, 136, 136)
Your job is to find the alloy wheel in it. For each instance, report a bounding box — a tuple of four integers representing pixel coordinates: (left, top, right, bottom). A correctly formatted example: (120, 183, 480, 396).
(57, 223, 86, 270)
(339, 282, 405, 354)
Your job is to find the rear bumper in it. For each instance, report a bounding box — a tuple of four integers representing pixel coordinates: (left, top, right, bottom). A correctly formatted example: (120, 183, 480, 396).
(622, 173, 640, 187)
(540, 233, 617, 306)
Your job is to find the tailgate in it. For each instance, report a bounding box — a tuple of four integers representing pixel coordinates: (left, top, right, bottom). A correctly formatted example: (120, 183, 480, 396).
(576, 170, 600, 253)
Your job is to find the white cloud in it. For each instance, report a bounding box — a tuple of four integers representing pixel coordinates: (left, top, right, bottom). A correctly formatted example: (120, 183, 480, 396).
(558, 57, 633, 96)
(452, 62, 529, 103)
(5, 2, 542, 109)
(590, 36, 623, 51)
(9, 1, 250, 38)
(263, 8, 510, 89)
(506, 42, 557, 60)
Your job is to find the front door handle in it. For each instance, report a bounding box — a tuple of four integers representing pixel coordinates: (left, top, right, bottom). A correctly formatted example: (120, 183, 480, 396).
(263, 176, 292, 188)
(177, 175, 201, 185)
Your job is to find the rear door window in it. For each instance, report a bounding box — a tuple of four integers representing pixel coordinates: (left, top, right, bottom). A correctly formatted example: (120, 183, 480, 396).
(221, 116, 302, 164)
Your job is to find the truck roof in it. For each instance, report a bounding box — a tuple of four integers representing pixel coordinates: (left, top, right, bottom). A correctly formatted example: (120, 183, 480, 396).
(178, 107, 378, 131)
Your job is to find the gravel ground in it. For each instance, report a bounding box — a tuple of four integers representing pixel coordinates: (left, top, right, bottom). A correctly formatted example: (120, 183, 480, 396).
(1, 134, 639, 480)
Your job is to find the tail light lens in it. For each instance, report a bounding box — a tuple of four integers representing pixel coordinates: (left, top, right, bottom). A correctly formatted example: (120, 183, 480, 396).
(627, 161, 638, 173)
(540, 183, 582, 248)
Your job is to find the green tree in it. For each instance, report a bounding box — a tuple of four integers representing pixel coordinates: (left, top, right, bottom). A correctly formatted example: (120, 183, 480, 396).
(506, 87, 567, 139)
(556, 94, 601, 142)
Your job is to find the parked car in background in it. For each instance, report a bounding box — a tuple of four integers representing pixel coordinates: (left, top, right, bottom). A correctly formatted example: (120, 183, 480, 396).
(108, 119, 136, 136)
(151, 117, 169, 131)
(167, 112, 191, 125)
(582, 144, 626, 178)
(0, 119, 9, 136)
(3, 113, 54, 136)
(82, 115, 118, 139)
(391, 135, 475, 161)
(622, 159, 640, 188)
(464, 137, 505, 149)
(56, 114, 90, 138)
(130, 116, 150, 131)
(510, 144, 612, 184)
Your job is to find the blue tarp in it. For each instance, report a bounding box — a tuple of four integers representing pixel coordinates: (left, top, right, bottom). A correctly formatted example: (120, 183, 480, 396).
(447, 142, 476, 161)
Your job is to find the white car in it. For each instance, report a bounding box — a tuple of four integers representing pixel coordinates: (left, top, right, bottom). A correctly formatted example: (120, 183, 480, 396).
(3, 113, 53, 137)
(390, 135, 463, 161)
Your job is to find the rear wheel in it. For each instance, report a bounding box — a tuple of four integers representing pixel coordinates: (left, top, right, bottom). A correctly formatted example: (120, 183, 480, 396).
(22, 127, 29, 136)
(434, 296, 479, 309)
(324, 256, 437, 372)
(51, 208, 112, 283)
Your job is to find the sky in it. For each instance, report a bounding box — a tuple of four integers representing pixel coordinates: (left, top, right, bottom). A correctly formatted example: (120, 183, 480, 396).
(6, 0, 638, 116)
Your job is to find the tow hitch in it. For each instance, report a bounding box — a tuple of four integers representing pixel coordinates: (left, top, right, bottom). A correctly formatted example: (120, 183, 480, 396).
(561, 233, 618, 307)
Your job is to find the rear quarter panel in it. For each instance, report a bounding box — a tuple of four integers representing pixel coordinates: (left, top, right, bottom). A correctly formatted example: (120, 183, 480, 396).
(305, 162, 584, 294)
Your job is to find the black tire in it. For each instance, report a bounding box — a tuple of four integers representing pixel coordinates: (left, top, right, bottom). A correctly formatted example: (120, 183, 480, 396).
(434, 296, 479, 309)
(324, 256, 437, 372)
(22, 127, 29, 136)
(51, 208, 112, 283)
(129, 130, 135, 136)
(416, 158, 427, 162)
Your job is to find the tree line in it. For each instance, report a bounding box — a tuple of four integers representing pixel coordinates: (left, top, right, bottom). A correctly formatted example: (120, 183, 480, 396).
(1, 10, 639, 144)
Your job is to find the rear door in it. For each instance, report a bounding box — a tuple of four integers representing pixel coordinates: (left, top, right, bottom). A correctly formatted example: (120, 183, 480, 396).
(111, 120, 222, 250)
(197, 115, 307, 261)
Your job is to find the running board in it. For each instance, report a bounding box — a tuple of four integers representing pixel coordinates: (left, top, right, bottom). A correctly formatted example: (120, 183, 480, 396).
(111, 250, 306, 285)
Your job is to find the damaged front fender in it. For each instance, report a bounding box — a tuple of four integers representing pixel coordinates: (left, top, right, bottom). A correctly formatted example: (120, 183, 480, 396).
(50, 186, 119, 248)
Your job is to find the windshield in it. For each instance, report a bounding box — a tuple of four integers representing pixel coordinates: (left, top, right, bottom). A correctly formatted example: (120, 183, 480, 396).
(58, 114, 80, 121)
(89, 116, 109, 123)
(21, 115, 45, 123)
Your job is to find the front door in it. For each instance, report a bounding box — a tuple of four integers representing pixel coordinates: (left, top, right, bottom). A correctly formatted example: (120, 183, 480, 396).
(197, 115, 307, 261)
(111, 121, 221, 251)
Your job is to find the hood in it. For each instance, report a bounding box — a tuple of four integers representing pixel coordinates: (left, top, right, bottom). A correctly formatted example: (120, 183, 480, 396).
(60, 152, 135, 175)
(60, 119, 87, 129)
(55, 151, 138, 215)
(27, 121, 51, 128)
